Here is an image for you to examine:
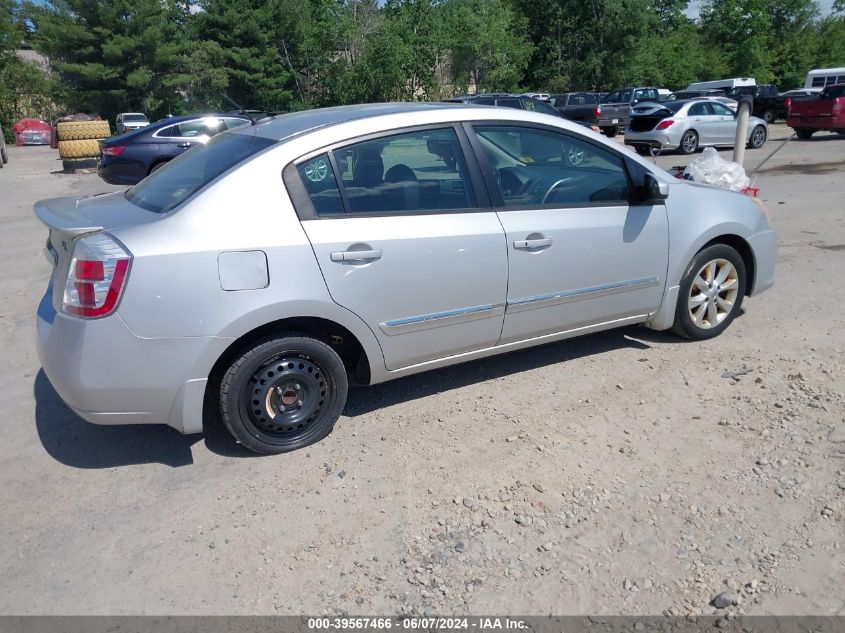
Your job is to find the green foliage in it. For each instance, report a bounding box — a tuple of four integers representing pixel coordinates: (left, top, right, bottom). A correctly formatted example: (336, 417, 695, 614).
(5, 0, 843, 129)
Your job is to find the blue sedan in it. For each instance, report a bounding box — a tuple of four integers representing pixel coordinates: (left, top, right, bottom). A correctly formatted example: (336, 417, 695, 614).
(97, 113, 252, 185)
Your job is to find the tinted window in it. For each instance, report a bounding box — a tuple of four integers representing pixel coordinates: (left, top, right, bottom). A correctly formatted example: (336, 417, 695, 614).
(175, 118, 223, 138)
(710, 102, 734, 116)
(126, 132, 274, 214)
(156, 124, 176, 137)
(475, 97, 495, 105)
(496, 98, 522, 109)
(332, 128, 476, 214)
(297, 154, 344, 215)
(474, 125, 630, 207)
(811, 77, 825, 87)
(223, 117, 250, 130)
(824, 85, 845, 99)
(604, 91, 620, 103)
(688, 102, 712, 116)
(528, 99, 561, 116)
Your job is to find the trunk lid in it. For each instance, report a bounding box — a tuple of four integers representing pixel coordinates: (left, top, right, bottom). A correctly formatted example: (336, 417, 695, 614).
(629, 104, 673, 132)
(35, 191, 159, 311)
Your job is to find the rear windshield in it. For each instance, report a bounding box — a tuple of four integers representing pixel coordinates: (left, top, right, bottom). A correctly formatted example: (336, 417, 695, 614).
(125, 132, 275, 214)
(824, 85, 845, 99)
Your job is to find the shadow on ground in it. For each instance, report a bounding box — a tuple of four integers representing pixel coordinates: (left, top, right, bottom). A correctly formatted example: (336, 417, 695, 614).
(344, 325, 674, 417)
(34, 325, 685, 468)
(33, 370, 254, 469)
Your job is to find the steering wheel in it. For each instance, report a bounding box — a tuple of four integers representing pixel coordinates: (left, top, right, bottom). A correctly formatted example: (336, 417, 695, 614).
(540, 178, 571, 205)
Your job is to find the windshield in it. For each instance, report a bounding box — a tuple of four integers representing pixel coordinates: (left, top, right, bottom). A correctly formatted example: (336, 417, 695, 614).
(125, 131, 275, 213)
(123, 114, 148, 122)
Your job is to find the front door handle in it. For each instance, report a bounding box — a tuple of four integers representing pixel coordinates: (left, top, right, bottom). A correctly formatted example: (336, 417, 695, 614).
(514, 238, 553, 250)
(177, 142, 192, 149)
(330, 249, 382, 263)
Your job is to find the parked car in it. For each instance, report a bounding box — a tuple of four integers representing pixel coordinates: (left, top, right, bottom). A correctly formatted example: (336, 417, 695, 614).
(625, 99, 768, 155)
(444, 94, 559, 116)
(780, 89, 820, 98)
(667, 90, 727, 100)
(116, 112, 150, 135)
(726, 84, 786, 123)
(0, 123, 7, 168)
(597, 87, 661, 137)
(522, 92, 550, 101)
(12, 118, 51, 145)
(35, 103, 777, 454)
(786, 84, 845, 139)
(97, 113, 252, 185)
(550, 92, 601, 124)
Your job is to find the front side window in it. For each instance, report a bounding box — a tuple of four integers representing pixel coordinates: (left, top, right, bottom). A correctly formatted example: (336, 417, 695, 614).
(473, 125, 630, 207)
(126, 132, 275, 213)
(330, 128, 477, 214)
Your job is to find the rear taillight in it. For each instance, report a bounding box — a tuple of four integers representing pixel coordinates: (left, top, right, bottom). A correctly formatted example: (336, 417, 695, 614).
(102, 145, 126, 157)
(593, 106, 601, 119)
(62, 233, 131, 318)
(785, 97, 792, 114)
(655, 120, 675, 130)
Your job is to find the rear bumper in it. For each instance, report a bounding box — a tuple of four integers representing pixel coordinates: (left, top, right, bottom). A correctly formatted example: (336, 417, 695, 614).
(97, 159, 144, 185)
(624, 130, 678, 150)
(35, 289, 232, 434)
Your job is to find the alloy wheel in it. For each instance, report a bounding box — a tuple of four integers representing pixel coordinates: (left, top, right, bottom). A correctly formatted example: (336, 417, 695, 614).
(687, 258, 739, 329)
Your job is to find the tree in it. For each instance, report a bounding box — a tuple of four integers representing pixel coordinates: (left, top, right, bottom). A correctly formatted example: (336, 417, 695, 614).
(443, 0, 533, 93)
(23, 0, 191, 120)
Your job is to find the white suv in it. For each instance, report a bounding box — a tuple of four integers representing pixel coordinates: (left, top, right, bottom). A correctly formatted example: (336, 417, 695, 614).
(116, 112, 150, 135)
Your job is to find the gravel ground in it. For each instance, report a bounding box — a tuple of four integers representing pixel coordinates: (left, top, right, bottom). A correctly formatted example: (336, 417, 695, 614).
(0, 125, 843, 616)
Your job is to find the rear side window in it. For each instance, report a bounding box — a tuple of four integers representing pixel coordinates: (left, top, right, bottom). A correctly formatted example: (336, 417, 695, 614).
(496, 98, 522, 109)
(331, 128, 476, 214)
(126, 132, 275, 213)
(296, 154, 344, 215)
(688, 102, 712, 116)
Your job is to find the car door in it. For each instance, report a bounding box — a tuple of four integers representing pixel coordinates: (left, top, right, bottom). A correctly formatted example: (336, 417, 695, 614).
(290, 126, 508, 370)
(709, 102, 738, 144)
(687, 102, 720, 145)
(466, 123, 668, 344)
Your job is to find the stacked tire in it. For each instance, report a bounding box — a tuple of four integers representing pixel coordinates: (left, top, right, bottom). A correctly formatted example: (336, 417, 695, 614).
(56, 119, 111, 171)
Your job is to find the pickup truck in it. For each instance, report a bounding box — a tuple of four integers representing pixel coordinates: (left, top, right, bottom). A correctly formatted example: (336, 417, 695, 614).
(597, 87, 661, 137)
(727, 84, 787, 123)
(786, 84, 845, 138)
(550, 92, 600, 124)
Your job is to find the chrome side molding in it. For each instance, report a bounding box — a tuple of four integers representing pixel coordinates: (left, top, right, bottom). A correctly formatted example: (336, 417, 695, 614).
(507, 276, 660, 313)
(380, 303, 505, 336)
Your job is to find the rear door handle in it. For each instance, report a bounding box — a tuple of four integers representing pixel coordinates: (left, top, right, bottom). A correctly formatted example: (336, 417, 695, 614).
(330, 249, 382, 262)
(513, 238, 553, 249)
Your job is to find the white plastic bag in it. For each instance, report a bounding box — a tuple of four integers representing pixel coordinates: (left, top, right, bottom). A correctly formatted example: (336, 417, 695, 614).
(684, 147, 750, 192)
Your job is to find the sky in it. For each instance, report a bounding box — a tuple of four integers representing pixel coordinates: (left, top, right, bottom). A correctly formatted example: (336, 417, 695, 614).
(685, 0, 837, 19)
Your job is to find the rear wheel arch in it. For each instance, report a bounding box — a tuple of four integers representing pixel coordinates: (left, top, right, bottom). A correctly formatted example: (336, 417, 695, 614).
(207, 316, 372, 393)
(147, 158, 170, 175)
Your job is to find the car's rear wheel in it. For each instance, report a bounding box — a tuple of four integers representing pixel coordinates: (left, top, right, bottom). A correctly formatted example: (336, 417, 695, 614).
(672, 244, 747, 341)
(761, 109, 775, 124)
(747, 125, 767, 149)
(796, 129, 814, 140)
(602, 126, 620, 138)
(148, 160, 169, 175)
(220, 334, 348, 455)
(679, 130, 699, 154)
(1, 147, 7, 164)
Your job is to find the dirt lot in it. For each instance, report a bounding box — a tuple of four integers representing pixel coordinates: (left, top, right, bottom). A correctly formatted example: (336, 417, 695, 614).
(0, 125, 843, 616)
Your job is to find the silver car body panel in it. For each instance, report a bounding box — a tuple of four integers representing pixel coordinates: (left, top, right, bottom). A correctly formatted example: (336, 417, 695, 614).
(34, 103, 777, 435)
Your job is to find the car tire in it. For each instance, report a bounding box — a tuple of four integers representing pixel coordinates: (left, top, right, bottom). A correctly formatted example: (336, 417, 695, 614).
(1, 147, 7, 164)
(795, 129, 814, 140)
(148, 160, 169, 175)
(678, 130, 699, 154)
(747, 125, 767, 149)
(634, 145, 652, 156)
(671, 244, 747, 341)
(761, 109, 775, 124)
(602, 126, 620, 138)
(219, 334, 348, 455)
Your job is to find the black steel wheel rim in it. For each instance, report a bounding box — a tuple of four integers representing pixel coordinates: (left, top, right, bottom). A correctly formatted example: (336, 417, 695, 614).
(242, 353, 330, 436)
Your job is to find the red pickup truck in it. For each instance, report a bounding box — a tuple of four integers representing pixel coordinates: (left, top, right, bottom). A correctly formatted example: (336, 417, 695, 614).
(786, 84, 845, 139)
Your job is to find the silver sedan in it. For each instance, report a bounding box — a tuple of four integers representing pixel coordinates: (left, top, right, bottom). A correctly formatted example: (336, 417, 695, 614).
(34, 103, 777, 454)
(625, 99, 768, 155)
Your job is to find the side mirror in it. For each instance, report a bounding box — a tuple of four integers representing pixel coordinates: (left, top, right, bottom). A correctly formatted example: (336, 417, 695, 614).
(635, 173, 669, 204)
